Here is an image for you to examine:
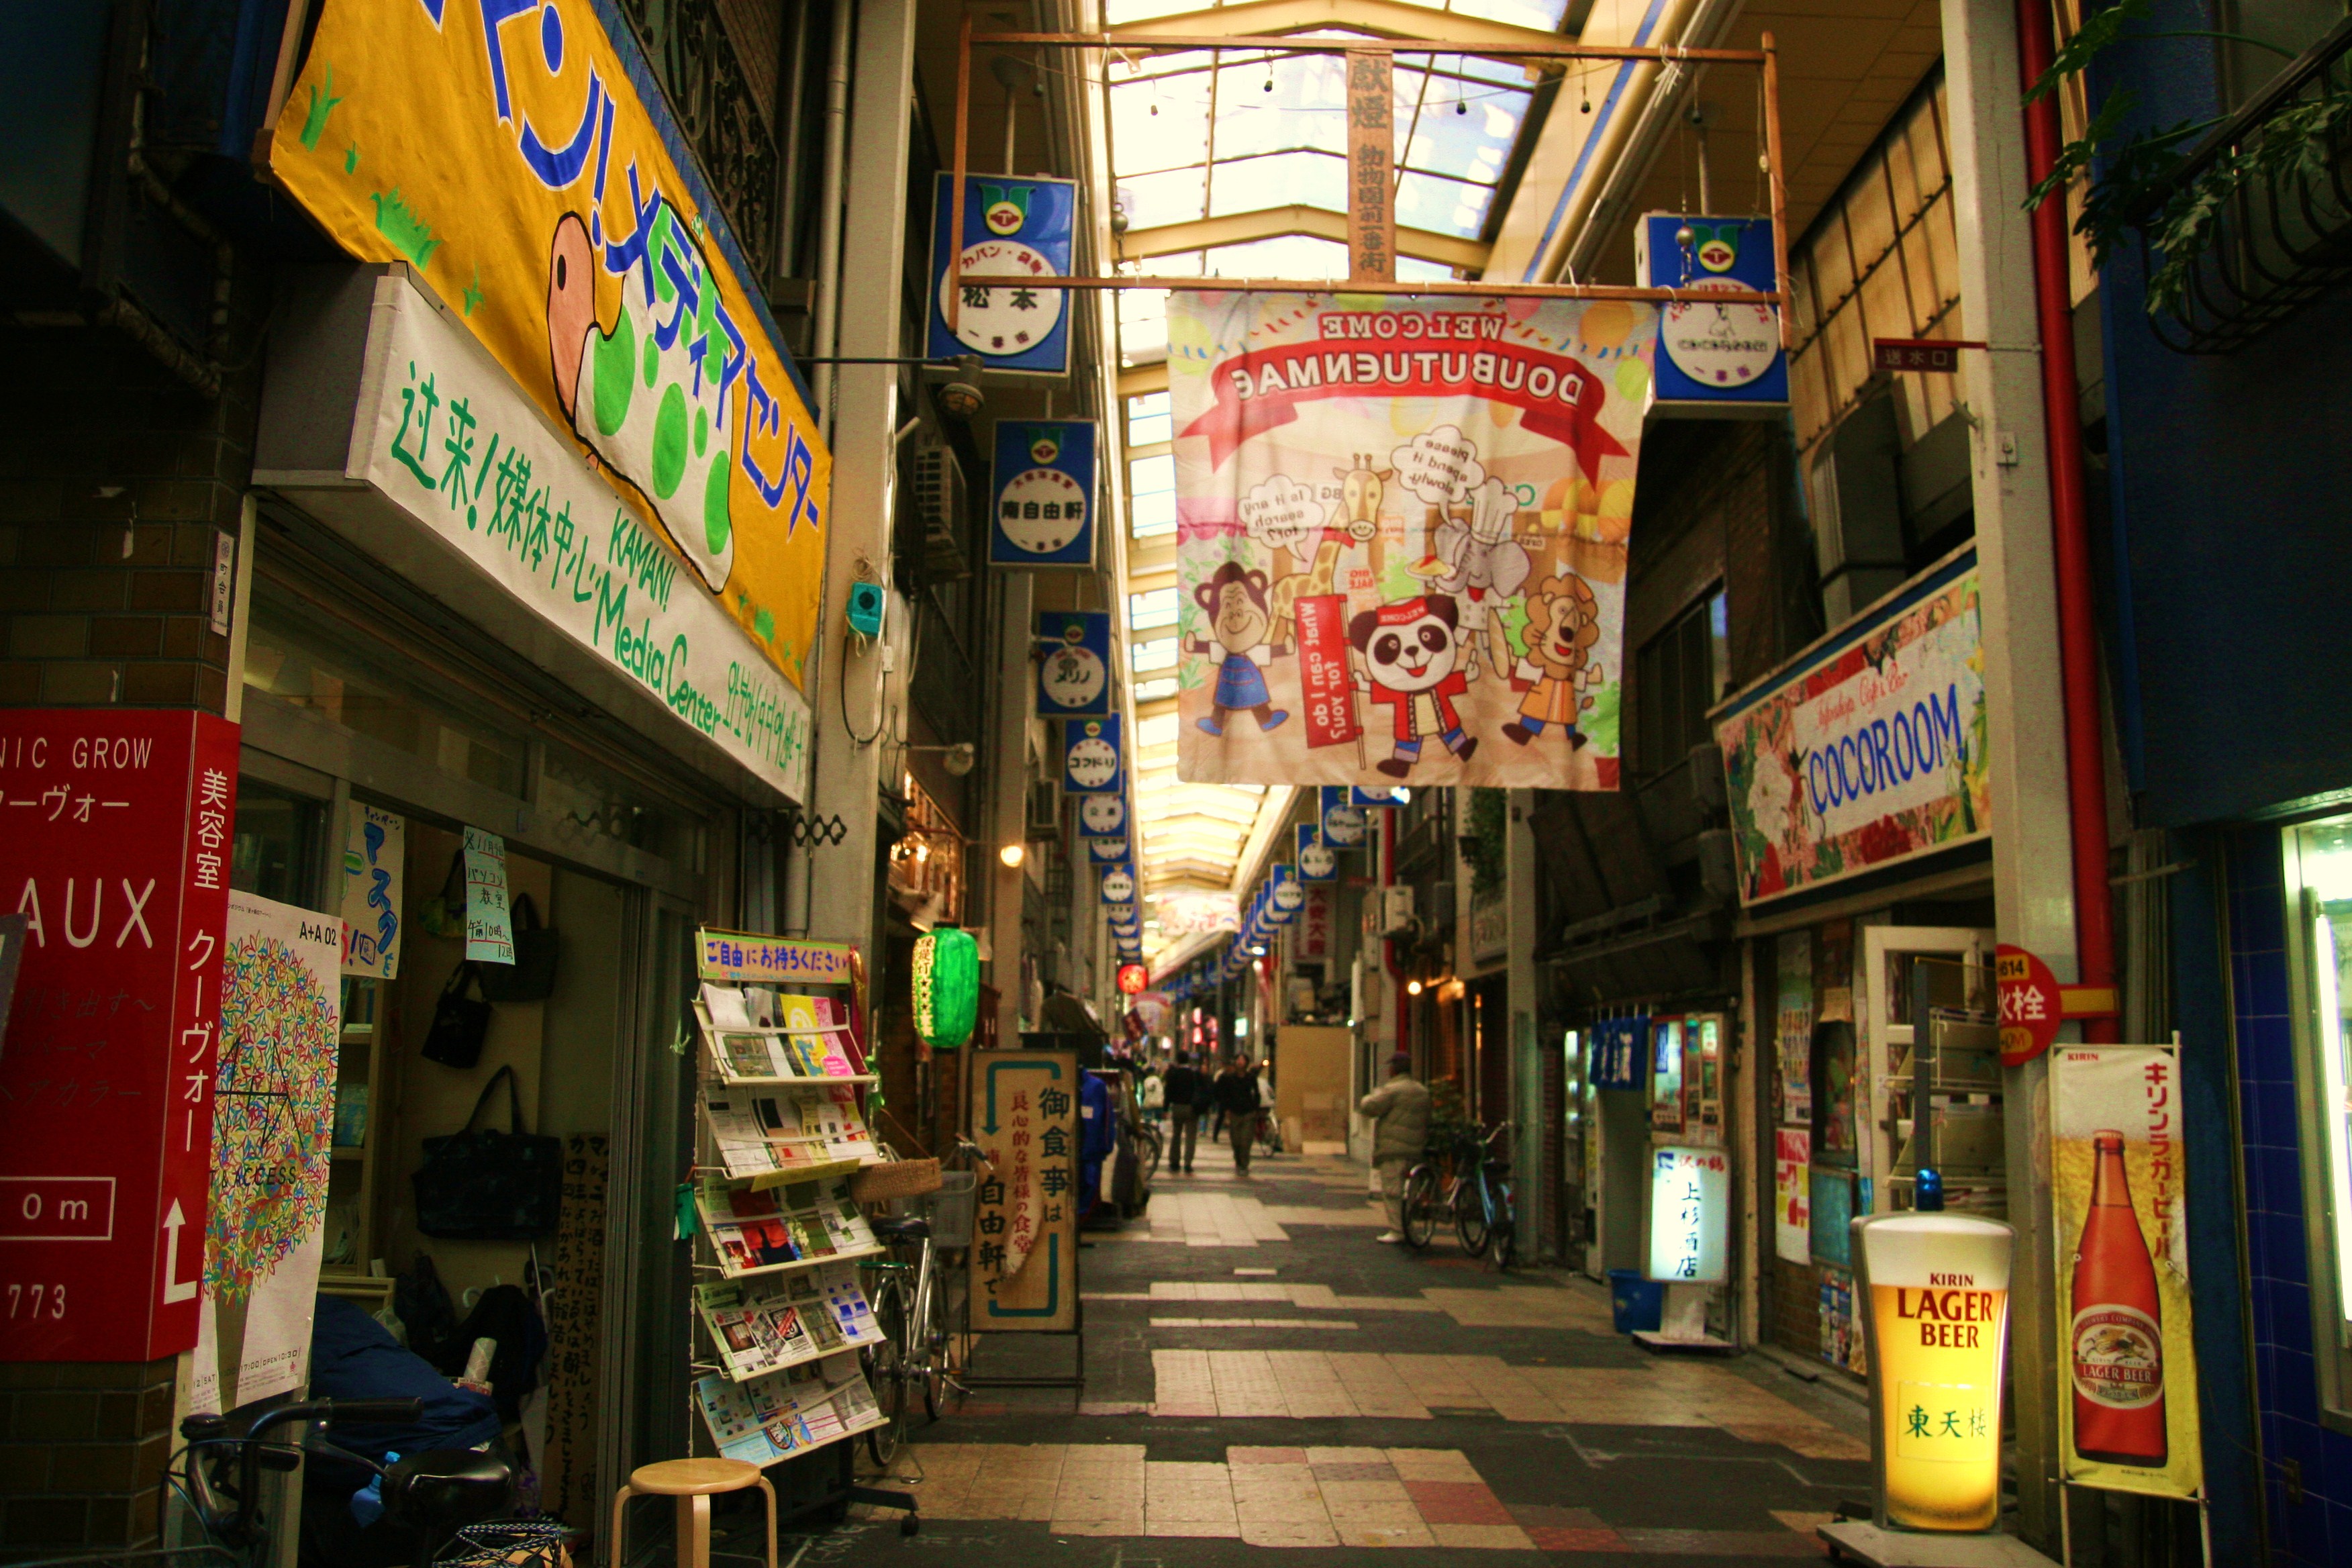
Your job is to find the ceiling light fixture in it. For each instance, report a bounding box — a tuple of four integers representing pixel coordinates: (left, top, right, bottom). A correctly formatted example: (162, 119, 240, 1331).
(999, 843, 1027, 867)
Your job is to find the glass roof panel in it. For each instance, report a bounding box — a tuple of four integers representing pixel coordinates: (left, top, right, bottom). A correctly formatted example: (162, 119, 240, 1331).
(1406, 94, 1530, 181)
(1396, 169, 1498, 238)
(1208, 150, 1346, 217)
(1118, 167, 1208, 229)
(1211, 54, 1349, 160)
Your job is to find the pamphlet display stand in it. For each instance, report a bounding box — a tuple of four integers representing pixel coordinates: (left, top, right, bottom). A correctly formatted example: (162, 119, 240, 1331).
(686, 929, 916, 1534)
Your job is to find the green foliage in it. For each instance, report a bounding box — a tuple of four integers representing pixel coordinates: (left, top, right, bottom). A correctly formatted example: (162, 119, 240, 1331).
(2027, 4, 2351, 320)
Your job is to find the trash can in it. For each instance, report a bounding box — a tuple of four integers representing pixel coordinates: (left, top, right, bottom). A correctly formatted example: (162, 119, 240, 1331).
(1608, 1269, 1664, 1334)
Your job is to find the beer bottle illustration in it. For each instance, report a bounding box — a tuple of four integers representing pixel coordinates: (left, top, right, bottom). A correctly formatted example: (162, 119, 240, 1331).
(2070, 1130, 2167, 1465)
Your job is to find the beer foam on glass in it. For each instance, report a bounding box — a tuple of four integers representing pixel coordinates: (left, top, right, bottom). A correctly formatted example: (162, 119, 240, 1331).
(1854, 1211, 2015, 1532)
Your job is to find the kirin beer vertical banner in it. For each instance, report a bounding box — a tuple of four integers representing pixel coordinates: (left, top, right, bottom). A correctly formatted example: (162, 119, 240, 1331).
(1167, 291, 1653, 790)
(2052, 1046, 2202, 1500)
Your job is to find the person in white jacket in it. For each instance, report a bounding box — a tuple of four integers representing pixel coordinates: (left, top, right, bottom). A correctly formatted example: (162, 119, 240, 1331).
(1359, 1052, 1431, 1243)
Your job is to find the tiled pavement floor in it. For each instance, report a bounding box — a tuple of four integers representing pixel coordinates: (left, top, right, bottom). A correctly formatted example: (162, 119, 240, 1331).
(712, 1153, 1871, 1564)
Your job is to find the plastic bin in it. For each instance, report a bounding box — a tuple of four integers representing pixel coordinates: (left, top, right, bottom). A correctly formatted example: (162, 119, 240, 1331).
(1608, 1269, 1665, 1334)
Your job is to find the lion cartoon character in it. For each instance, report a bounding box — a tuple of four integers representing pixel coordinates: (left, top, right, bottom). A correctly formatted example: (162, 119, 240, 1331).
(1503, 573, 1602, 749)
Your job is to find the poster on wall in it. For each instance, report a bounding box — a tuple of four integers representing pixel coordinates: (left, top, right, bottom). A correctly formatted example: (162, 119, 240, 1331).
(266, 0, 833, 694)
(1167, 291, 1654, 789)
(462, 826, 516, 964)
(192, 892, 341, 1414)
(1716, 553, 1988, 904)
(971, 1050, 1079, 1332)
(1777, 930, 1813, 1126)
(340, 803, 405, 979)
(1774, 1128, 1812, 1264)
(2052, 1046, 2203, 1500)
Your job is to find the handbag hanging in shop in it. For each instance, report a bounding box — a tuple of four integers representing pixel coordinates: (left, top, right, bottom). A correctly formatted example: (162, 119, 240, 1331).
(413, 1065, 564, 1240)
(422, 961, 493, 1069)
(476, 893, 558, 1003)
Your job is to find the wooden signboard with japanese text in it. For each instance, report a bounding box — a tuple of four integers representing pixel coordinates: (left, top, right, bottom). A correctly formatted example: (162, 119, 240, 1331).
(1346, 52, 1395, 281)
(970, 1050, 1079, 1333)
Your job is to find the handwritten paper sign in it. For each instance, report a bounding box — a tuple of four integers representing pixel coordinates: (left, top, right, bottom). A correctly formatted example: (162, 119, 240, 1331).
(340, 804, 404, 979)
(462, 827, 514, 965)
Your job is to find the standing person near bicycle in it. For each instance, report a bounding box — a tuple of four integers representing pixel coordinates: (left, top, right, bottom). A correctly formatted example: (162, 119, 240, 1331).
(1359, 1050, 1430, 1244)
(1162, 1052, 1204, 1174)
(1216, 1054, 1263, 1176)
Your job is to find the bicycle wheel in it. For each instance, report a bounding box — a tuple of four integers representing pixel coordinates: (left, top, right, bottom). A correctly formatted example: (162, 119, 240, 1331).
(867, 1276, 910, 1467)
(920, 1263, 950, 1422)
(1455, 1183, 1491, 1258)
(1400, 1166, 1439, 1248)
(1138, 1126, 1163, 1181)
(1489, 1181, 1517, 1271)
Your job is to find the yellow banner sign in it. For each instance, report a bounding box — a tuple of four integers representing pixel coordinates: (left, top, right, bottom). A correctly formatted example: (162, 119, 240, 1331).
(269, 0, 829, 692)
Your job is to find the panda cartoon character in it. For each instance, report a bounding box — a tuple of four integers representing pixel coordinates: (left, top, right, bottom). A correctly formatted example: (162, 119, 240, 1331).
(1349, 595, 1481, 779)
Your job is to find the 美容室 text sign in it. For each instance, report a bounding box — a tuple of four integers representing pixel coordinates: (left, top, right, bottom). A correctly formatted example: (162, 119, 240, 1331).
(0, 710, 239, 1361)
(1716, 552, 1988, 904)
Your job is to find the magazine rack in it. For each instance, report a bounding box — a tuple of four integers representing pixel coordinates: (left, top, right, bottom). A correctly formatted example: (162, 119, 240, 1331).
(686, 928, 916, 1533)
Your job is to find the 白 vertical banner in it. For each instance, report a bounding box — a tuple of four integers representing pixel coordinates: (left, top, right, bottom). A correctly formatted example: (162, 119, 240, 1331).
(972, 1050, 1079, 1332)
(1168, 291, 1653, 790)
(2052, 1046, 2202, 1500)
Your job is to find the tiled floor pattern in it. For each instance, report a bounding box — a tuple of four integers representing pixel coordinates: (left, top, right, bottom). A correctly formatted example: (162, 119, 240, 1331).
(1093, 1280, 1621, 1334)
(1124, 1189, 1391, 1246)
(884, 1443, 1830, 1553)
(1145, 1351, 1867, 1458)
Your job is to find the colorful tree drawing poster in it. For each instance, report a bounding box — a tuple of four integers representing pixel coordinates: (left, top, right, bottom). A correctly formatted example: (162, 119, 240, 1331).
(1167, 291, 1654, 790)
(191, 893, 342, 1414)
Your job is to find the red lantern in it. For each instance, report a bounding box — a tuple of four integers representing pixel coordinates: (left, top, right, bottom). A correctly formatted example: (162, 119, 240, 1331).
(1117, 962, 1148, 995)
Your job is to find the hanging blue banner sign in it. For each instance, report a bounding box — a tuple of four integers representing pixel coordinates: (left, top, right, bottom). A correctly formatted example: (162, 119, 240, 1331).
(928, 173, 1077, 374)
(993, 420, 1098, 569)
(1262, 869, 1301, 924)
(1064, 717, 1121, 794)
(1087, 836, 1130, 864)
(1635, 213, 1788, 411)
(1079, 795, 1126, 836)
(1351, 787, 1406, 809)
(1036, 609, 1112, 714)
(1320, 786, 1369, 846)
(1297, 824, 1338, 882)
(1590, 1016, 1651, 1091)
(1100, 865, 1138, 905)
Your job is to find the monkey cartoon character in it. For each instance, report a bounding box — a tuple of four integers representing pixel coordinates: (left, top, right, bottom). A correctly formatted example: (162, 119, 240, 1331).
(1187, 562, 1290, 736)
(1349, 595, 1480, 779)
(1504, 573, 1602, 748)
(1433, 478, 1532, 681)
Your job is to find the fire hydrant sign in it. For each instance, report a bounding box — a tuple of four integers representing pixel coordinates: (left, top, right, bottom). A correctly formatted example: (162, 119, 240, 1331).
(0, 710, 240, 1361)
(971, 1050, 1078, 1332)
(1996, 943, 2060, 1065)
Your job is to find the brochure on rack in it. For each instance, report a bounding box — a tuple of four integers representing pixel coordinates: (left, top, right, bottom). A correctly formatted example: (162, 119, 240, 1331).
(694, 1349, 885, 1465)
(697, 1175, 879, 1277)
(694, 1262, 882, 1381)
(701, 1086, 877, 1181)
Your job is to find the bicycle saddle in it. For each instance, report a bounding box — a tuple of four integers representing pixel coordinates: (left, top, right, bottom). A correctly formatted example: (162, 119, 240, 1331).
(381, 1449, 514, 1536)
(872, 1215, 931, 1241)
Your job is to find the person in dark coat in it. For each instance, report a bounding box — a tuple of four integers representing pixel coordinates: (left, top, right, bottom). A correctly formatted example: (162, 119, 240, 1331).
(1162, 1054, 1204, 1175)
(1215, 1055, 1263, 1175)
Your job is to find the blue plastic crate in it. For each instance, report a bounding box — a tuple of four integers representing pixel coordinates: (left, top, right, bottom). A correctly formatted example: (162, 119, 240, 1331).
(1608, 1269, 1664, 1334)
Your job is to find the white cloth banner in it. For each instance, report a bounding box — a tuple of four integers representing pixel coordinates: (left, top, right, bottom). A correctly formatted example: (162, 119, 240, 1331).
(1168, 291, 1655, 789)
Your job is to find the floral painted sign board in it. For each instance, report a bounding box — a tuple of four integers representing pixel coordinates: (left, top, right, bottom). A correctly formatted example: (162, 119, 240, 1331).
(1715, 552, 1988, 904)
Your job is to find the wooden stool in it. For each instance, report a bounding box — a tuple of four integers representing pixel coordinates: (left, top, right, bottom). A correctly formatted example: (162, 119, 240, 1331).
(609, 1457, 775, 1568)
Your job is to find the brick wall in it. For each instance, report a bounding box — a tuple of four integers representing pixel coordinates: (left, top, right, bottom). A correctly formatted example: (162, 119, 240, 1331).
(0, 1358, 179, 1551)
(0, 321, 255, 718)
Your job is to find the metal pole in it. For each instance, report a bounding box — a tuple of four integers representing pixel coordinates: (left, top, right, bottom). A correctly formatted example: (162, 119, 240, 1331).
(950, 10, 973, 334)
(1760, 33, 1793, 352)
(944, 274, 1782, 303)
(811, 0, 852, 432)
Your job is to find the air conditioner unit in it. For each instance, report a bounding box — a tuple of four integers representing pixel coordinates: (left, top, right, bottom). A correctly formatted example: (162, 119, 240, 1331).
(905, 437, 971, 582)
(1025, 779, 1060, 836)
(1373, 885, 1417, 938)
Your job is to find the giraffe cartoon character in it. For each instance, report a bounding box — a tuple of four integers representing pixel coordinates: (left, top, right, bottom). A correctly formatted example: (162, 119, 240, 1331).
(1187, 562, 1289, 736)
(1503, 573, 1604, 749)
(1269, 452, 1389, 648)
(547, 207, 737, 594)
(1350, 594, 1479, 779)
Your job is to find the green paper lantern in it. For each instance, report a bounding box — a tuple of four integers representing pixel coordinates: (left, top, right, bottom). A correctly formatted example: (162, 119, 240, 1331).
(912, 923, 979, 1050)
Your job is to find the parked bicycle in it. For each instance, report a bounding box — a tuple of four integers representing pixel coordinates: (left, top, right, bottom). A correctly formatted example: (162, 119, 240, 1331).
(1400, 1122, 1516, 1269)
(861, 1137, 985, 1468)
(9, 1396, 516, 1568)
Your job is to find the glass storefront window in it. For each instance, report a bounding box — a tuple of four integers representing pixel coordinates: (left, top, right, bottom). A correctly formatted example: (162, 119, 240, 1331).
(231, 781, 326, 905)
(244, 597, 529, 797)
(2288, 819, 2352, 1358)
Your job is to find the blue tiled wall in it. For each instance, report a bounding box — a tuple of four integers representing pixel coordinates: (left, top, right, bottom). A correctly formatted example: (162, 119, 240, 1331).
(2226, 830, 2352, 1562)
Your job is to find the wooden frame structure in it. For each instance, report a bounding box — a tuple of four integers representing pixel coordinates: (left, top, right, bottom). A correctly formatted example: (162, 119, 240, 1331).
(946, 22, 1793, 346)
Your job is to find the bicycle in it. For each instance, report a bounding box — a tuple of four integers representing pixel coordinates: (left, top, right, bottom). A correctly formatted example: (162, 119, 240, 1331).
(1452, 1122, 1517, 1270)
(8, 1396, 514, 1568)
(860, 1137, 985, 1469)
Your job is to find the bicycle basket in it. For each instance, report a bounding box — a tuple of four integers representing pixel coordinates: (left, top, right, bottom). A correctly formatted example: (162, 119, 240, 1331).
(848, 1156, 941, 1204)
(442, 1519, 573, 1567)
(916, 1169, 977, 1248)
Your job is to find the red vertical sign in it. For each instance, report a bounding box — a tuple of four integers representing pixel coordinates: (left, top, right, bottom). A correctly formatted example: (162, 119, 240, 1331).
(0, 710, 238, 1361)
(1295, 595, 1361, 749)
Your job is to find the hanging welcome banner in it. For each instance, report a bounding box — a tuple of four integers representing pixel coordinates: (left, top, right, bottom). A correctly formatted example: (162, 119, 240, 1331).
(268, 0, 830, 692)
(1167, 292, 1652, 790)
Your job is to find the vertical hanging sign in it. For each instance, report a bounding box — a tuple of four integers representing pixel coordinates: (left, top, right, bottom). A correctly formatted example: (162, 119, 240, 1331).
(1064, 718, 1122, 795)
(1346, 52, 1395, 282)
(993, 420, 1099, 569)
(1035, 610, 1113, 716)
(932, 174, 1079, 375)
(972, 1050, 1079, 1332)
(2052, 1046, 2202, 1500)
